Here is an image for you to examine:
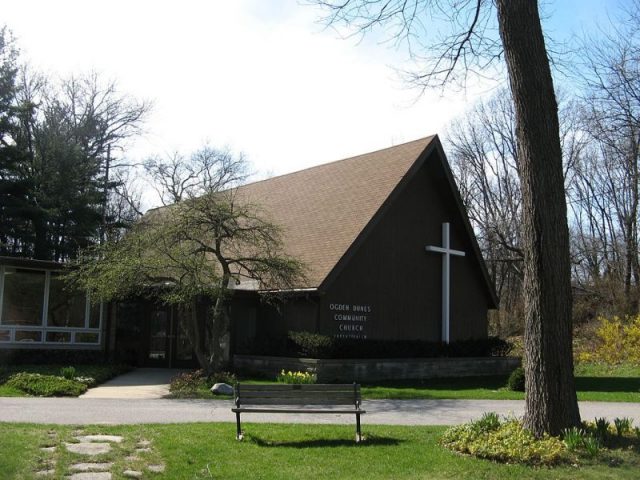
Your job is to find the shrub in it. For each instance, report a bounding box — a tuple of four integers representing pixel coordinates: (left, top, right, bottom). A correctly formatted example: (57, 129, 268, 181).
(634, 426, 640, 439)
(577, 315, 640, 365)
(276, 370, 317, 384)
(582, 436, 600, 458)
(60, 366, 76, 380)
(506, 367, 525, 392)
(242, 332, 513, 359)
(614, 417, 633, 437)
(594, 417, 610, 441)
(562, 427, 586, 451)
(440, 417, 566, 466)
(208, 371, 238, 386)
(473, 412, 501, 434)
(5, 373, 87, 397)
(169, 370, 238, 393)
(170, 369, 206, 393)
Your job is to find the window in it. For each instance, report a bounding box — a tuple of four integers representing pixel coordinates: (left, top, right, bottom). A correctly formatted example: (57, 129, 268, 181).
(47, 274, 86, 328)
(0, 264, 103, 347)
(0, 268, 46, 326)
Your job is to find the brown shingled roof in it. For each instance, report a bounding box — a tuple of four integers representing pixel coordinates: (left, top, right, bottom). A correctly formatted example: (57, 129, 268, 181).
(234, 136, 436, 288)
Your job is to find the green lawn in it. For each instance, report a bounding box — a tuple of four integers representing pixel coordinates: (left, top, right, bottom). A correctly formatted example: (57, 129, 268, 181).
(170, 363, 640, 402)
(1, 422, 638, 479)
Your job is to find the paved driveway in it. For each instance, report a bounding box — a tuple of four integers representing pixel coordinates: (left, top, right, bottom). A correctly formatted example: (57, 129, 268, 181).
(0, 397, 637, 425)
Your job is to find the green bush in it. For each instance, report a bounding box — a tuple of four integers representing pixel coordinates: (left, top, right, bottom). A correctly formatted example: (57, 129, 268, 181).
(60, 366, 76, 380)
(208, 371, 238, 386)
(242, 331, 513, 359)
(440, 417, 566, 466)
(507, 367, 525, 391)
(5, 373, 87, 397)
(169, 369, 238, 393)
(562, 427, 587, 451)
(170, 370, 206, 393)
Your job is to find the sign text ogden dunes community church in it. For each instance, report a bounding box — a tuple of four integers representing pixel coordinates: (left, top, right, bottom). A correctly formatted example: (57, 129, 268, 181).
(329, 303, 371, 339)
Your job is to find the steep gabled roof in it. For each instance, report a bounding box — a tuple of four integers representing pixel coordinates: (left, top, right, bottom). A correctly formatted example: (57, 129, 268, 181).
(234, 137, 436, 288)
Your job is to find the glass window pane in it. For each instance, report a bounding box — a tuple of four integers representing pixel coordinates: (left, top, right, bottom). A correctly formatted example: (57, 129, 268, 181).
(89, 302, 102, 329)
(1, 269, 45, 326)
(0, 330, 10, 342)
(75, 332, 99, 344)
(15, 330, 42, 342)
(47, 275, 86, 328)
(45, 331, 72, 343)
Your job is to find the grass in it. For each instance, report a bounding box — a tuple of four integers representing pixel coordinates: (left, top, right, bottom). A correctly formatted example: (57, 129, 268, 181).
(169, 362, 640, 402)
(0, 422, 638, 479)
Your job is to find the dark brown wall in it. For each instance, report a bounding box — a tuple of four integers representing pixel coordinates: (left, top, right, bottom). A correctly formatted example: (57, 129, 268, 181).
(316, 151, 490, 342)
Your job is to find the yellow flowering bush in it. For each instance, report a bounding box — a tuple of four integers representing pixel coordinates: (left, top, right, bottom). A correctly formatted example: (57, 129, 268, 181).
(276, 370, 317, 384)
(577, 315, 640, 365)
(440, 416, 567, 465)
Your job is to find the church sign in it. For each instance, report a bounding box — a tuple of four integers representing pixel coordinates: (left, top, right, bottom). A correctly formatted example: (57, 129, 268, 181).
(330, 302, 371, 339)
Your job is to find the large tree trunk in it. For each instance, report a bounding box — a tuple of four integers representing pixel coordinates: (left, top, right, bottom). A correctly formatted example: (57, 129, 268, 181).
(495, 0, 581, 436)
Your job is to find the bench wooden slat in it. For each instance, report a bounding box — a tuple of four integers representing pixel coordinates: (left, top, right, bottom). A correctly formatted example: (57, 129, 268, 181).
(232, 408, 367, 414)
(238, 384, 357, 392)
(236, 397, 360, 406)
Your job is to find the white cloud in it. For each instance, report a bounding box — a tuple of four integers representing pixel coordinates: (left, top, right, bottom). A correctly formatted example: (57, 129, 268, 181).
(4, 0, 495, 208)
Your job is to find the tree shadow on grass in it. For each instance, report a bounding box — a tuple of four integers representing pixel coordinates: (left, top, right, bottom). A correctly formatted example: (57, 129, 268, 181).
(575, 377, 640, 392)
(246, 434, 402, 448)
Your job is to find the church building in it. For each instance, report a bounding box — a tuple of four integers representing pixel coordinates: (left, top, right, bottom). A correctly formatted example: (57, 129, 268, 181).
(0, 135, 497, 367)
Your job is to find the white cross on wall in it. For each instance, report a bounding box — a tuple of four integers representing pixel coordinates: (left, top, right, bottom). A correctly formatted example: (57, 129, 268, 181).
(425, 222, 465, 344)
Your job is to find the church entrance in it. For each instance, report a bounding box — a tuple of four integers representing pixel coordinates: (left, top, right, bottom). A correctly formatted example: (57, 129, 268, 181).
(143, 305, 196, 368)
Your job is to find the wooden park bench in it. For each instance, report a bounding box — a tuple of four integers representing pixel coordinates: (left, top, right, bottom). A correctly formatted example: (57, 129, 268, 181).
(232, 383, 366, 442)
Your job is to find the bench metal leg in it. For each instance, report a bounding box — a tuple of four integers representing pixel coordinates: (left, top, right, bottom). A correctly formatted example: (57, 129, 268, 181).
(236, 412, 243, 441)
(356, 413, 362, 443)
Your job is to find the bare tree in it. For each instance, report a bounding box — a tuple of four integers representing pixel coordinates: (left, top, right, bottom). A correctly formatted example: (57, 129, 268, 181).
(310, 0, 580, 435)
(144, 145, 248, 205)
(574, 3, 640, 314)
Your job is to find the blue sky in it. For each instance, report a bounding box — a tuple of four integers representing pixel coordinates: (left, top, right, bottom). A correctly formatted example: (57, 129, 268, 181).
(1, 0, 628, 209)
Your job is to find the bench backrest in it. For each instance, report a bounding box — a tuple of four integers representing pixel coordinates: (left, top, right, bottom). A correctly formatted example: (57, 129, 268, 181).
(234, 383, 362, 408)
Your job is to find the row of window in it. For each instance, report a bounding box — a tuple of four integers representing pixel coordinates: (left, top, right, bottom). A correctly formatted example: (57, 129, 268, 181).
(0, 266, 102, 345)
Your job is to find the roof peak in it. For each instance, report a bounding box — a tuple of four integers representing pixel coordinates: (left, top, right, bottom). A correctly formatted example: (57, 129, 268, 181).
(242, 135, 436, 189)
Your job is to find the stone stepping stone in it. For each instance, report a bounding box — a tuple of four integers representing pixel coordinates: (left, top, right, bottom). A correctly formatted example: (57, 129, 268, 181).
(68, 473, 112, 480)
(35, 470, 55, 476)
(70, 463, 113, 472)
(137, 440, 151, 447)
(40, 446, 56, 453)
(125, 455, 140, 462)
(65, 442, 112, 455)
(76, 435, 124, 443)
(123, 471, 143, 479)
(136, 447, 151, 453)
(148, 464, 165, 473)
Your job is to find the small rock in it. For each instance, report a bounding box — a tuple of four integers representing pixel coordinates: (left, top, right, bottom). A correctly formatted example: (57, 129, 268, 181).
(125, 456, 140, 462)
(136, 447, 151, 453)
(147, 464, 165, 473)
(210, 382, 233, 395)
(65, 442, 112, 455)
(69, 473, 112, 480)
(70, 463, 113, 472)
(137, 440, 151, 447)
(123, 470, 143, 479)
(76, 435, 123, 443)
(40, 446, 56, 453)
(35, 470, 55, 476)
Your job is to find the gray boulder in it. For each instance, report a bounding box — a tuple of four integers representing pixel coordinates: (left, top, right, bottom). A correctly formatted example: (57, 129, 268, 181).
(210, 383, 234, 395)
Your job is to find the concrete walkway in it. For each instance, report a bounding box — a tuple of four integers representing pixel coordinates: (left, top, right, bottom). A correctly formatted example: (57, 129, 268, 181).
(79, 368, 186, 399)
(0, 397, 637, 425)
